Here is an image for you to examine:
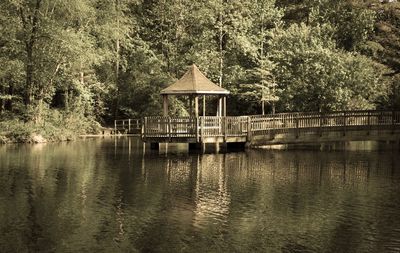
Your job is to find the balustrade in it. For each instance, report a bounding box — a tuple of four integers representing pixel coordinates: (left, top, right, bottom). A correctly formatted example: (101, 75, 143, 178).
(115, 110, 400, 142)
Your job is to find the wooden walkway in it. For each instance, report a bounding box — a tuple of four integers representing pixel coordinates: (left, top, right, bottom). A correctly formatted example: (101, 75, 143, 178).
(115, 110, 400, 146)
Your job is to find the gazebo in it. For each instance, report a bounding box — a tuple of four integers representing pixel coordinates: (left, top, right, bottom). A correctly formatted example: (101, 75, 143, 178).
(160, 64, 230, 117)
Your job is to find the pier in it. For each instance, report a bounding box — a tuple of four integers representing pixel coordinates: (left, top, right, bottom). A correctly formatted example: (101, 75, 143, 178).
(115, 110, 400, 150)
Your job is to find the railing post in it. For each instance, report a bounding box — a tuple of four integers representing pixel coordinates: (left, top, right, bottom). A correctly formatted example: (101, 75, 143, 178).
(195, 117, 199, 142)
(271, 114, 276, 137)
(143, 117, 147, 141)
(168, 117, 171, 141)
(343, 111, 347, 136)
(201, 117, 204, 142)
(295, 113, 299, 138)
(319, 113, 323, 137)
(392, 110, 395, 133)
(128, 119, 131, 133)
(223, 117, 227, 142)
(247, 116, 252, 143)
(114, 120, 117, 134)
(367, 111, 371, 135)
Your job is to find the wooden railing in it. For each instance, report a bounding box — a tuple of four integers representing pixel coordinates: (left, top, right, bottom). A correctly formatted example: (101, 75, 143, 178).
(249, 110, 400, 137)
(201, 116, 222, 137)
(117, 110, 400, 141)
(114, 119, 141, 133)
(225, 116, 249, 136)
(143, 117, 197, 139)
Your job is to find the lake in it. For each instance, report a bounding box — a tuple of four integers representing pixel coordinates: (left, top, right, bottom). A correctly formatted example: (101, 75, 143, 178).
(0, 138, 399, 252)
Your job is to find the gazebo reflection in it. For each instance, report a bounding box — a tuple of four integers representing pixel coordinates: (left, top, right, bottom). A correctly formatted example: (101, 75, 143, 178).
(192, 154, 231, 229)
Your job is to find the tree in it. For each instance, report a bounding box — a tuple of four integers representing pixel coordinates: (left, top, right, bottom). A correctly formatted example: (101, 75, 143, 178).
(244, 0, 283, 114)
(0, 1, 24, 114)
(93, 0, 134, 120)
(308, 0, 376, 50)
(269, 23, 388, 112)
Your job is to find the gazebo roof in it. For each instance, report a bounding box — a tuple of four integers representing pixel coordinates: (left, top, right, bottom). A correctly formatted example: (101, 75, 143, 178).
(160, 64, 230, 95)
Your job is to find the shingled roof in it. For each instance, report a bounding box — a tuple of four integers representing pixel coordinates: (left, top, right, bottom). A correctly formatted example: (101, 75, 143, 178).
(160, 64, 230, 95)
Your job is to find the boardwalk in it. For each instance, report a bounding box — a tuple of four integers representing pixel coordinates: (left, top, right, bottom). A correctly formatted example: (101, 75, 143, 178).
(115, 110, 400, 147)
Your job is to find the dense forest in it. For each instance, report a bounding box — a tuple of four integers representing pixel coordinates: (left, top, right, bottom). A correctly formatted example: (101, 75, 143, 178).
(1, 0, 400, 142)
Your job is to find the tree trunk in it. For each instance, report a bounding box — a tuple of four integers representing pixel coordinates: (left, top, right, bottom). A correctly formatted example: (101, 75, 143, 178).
(64, 89, 69, 111)
(25, 44, 34, 106)
(0, 83, 4, 113)
(160, 0, 171, 74)
(218, 12, 223, 88)
(260, 1, 265, 115)
(262, 100, 265, 115)
(21, 0, 42, 107)
(218, 2, 224, 116)
(5, 84, 14, 111)
(113, 0, 120, 120)
(36, 97, 43, 124)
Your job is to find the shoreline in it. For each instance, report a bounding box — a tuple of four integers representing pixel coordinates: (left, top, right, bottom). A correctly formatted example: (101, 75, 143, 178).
(0, 133, 141, 144)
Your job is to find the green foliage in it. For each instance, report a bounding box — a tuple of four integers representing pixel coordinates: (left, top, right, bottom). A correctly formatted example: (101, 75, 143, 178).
(269, 24, 387, 112)
(308, 0, 376, 50)
(0, 108, 101, 143)
(368, 2, 400, 73)
(0, 0, 399, 143)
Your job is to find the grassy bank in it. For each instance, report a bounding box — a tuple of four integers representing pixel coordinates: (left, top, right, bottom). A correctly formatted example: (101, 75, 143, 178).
(0, 111, 102, 144)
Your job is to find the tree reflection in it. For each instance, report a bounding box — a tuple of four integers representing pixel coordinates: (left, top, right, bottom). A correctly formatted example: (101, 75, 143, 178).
(0, 140, 399, 252)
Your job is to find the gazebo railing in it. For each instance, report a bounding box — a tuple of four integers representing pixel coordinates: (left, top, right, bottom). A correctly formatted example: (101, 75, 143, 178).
(201, 117, 222, 137)
(143, 116, 250, 140)
(142, 117, 198, 138)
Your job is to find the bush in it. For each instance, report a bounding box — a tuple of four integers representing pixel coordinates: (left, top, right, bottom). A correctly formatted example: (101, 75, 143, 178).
(0, 109, 102, 143)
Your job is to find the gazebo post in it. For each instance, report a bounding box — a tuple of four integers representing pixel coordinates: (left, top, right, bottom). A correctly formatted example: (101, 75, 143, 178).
(194, 96, 199, 118)
(262, 100, 265, 115)
(189, 96, 193, 116)
(218, 96, 223, 117)
(223, 96, 226, 117)
(163, 95, 169, 117)
(202, 95, 206, 116)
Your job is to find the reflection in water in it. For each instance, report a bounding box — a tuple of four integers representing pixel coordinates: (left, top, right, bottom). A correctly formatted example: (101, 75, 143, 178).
(0, 138, 399, 252)
(192, 155, 230, 230)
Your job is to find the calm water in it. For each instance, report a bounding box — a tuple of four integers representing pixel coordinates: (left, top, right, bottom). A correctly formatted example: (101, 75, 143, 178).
(0, 138, 400, 253)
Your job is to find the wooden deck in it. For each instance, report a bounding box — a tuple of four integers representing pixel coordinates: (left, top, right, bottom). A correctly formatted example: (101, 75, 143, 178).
(115, 110, 400, 146)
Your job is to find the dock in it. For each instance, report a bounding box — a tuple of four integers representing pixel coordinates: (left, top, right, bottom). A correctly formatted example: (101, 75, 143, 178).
(114, 110, 400, 151)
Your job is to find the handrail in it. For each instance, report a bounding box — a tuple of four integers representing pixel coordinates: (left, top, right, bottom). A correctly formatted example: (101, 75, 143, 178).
(116, 110, 400, 140)
(114, 118, 141, 133)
